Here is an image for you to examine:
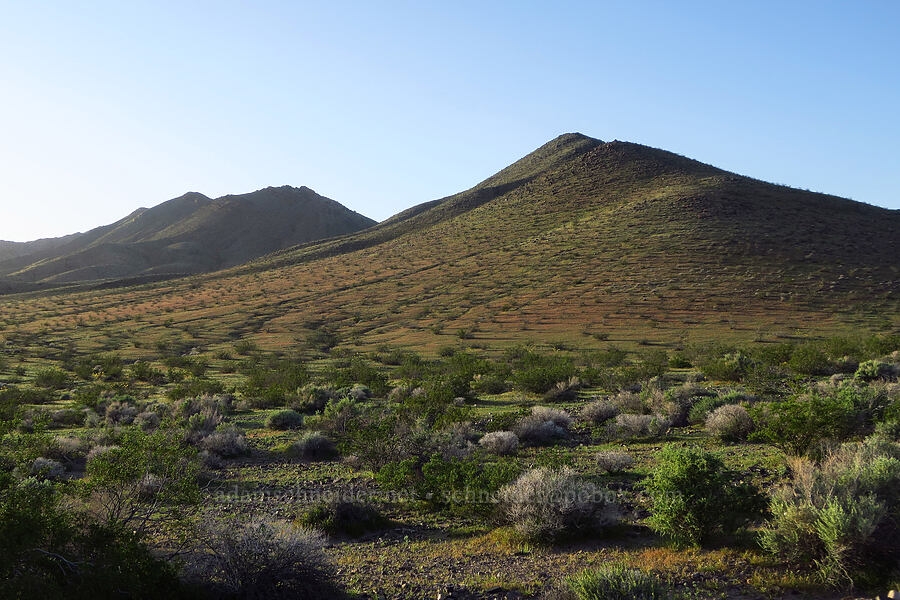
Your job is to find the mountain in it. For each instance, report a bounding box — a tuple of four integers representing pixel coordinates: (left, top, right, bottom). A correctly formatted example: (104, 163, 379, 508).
(2, 133, 897, 351)
(0, 186, 376, 291)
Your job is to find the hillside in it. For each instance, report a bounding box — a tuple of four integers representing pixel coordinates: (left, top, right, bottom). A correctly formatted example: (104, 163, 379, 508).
(2, 133, 898, 354)
(0, 186, 375, 291)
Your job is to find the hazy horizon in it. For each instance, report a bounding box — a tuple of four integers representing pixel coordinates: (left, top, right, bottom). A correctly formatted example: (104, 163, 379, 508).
(2, 2, 898, 242)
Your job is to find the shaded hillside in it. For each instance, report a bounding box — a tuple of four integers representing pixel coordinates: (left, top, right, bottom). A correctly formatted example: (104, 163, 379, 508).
(2, 134, 897, 355)
(0, 186, 375, 289)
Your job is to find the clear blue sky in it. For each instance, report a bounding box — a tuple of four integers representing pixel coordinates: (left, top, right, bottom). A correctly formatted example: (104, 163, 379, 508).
(1, 1, 898, 241)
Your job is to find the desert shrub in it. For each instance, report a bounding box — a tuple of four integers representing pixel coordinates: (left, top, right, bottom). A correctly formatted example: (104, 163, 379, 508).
(290, 432, 337, 461)
(104, 400, 138, 425)
(188, 517, 335, 599)
(750, 393, 855, 456)
(788, 344, 833, 375)
(377, 454, 518, 515)
(201, 427, 248, 458)
(498, 467, 618, 542)
(565, 563, 675, 600)
(759, 436, 900, 587)
(648, 383, 712, 427)
(299, 500, 386, 536)
(543, 376, 583, 403)
(239, 356, 310, 406)
(595, 451, 634, 473)
(233, 339, 258, 355)
(184, 407, 224, 444)
(83, 427, 201, 537)
(611, 390, 644, 413)
(514, 406, 572, 445)
(854, 360, 898, 382)
(133, 411, 161, 431)
(472, 373, 508, 394)
(479, 431, 519, 455)
(580, 400, 618, 425)
(419, 455, 519, 513)
(128, 360, 165, 383)
(874, 419, 900, 441)
(33, 367, 72, 390)
(610, 414, 670, 440)
(48, 408, 84, 428)
(322, 357, 389, 397)
(292, 384, 334, 413)
(699, 352, 752, 381)
(511, 351, 576, 394)
(687, 390, 749, 424)
(166, 377, 225, 402)
(31, 457, 65, 480)
(266, 409, 304, 430)
(0, 475, 182, 598)
(47, 436, 86, 462)
(85, 444, 118, 464)
(72, 353, 124, 381)
(432, 421, 479, 459)
(705, 404, 754, 442)
(644, 445, 765, 547)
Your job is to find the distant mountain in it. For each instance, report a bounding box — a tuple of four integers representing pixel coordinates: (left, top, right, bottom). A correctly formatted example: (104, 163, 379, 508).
(0, 186, 375, 291)
(2, 134, 897, 349)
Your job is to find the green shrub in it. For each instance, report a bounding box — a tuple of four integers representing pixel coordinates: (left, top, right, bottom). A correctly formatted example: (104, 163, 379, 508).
(266, 409, 304, 430)
(378, 454, 518, 515)
(854, 360, 897, 382)
(759, 436, 900, 587)
(511, 351, 576, 394)
(498, 467, 618, 542)
(699, 352, 752, 381)
(566, 563, 675, 600)
(33, 368, 71, 390)
(322, 357, 389, 397)
(299, 500, 386, 536)
(788, 345, 832, 375)
(750, 393, 856, 456)
(644, 445, 765, 547)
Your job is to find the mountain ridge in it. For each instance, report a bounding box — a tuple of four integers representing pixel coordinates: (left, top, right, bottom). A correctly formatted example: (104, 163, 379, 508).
(0, 186, 376, 291)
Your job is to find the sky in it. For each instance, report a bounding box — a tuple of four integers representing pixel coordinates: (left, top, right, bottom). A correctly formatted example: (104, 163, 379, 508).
(1, 1, 898, 241)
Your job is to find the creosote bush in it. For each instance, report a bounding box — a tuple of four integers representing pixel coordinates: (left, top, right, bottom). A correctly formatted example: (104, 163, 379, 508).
(499, 467, 618, 542)
(645, 445, 765, 547)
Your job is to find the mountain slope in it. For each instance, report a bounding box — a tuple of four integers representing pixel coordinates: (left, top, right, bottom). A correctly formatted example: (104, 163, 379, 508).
(0, 186, 375, 289)
(2, 134, 897, 353)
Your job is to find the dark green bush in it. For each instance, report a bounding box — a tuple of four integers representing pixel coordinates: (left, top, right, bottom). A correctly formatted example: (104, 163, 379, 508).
(266, 409, 304, 430)
(33, 368, 71, 390)
(787, 345, 833, 375)
(644, 445, 765, 547)
(750, 392, 856, 456)
(299, 500, 386, 536)
(511, 351, 575, 393)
